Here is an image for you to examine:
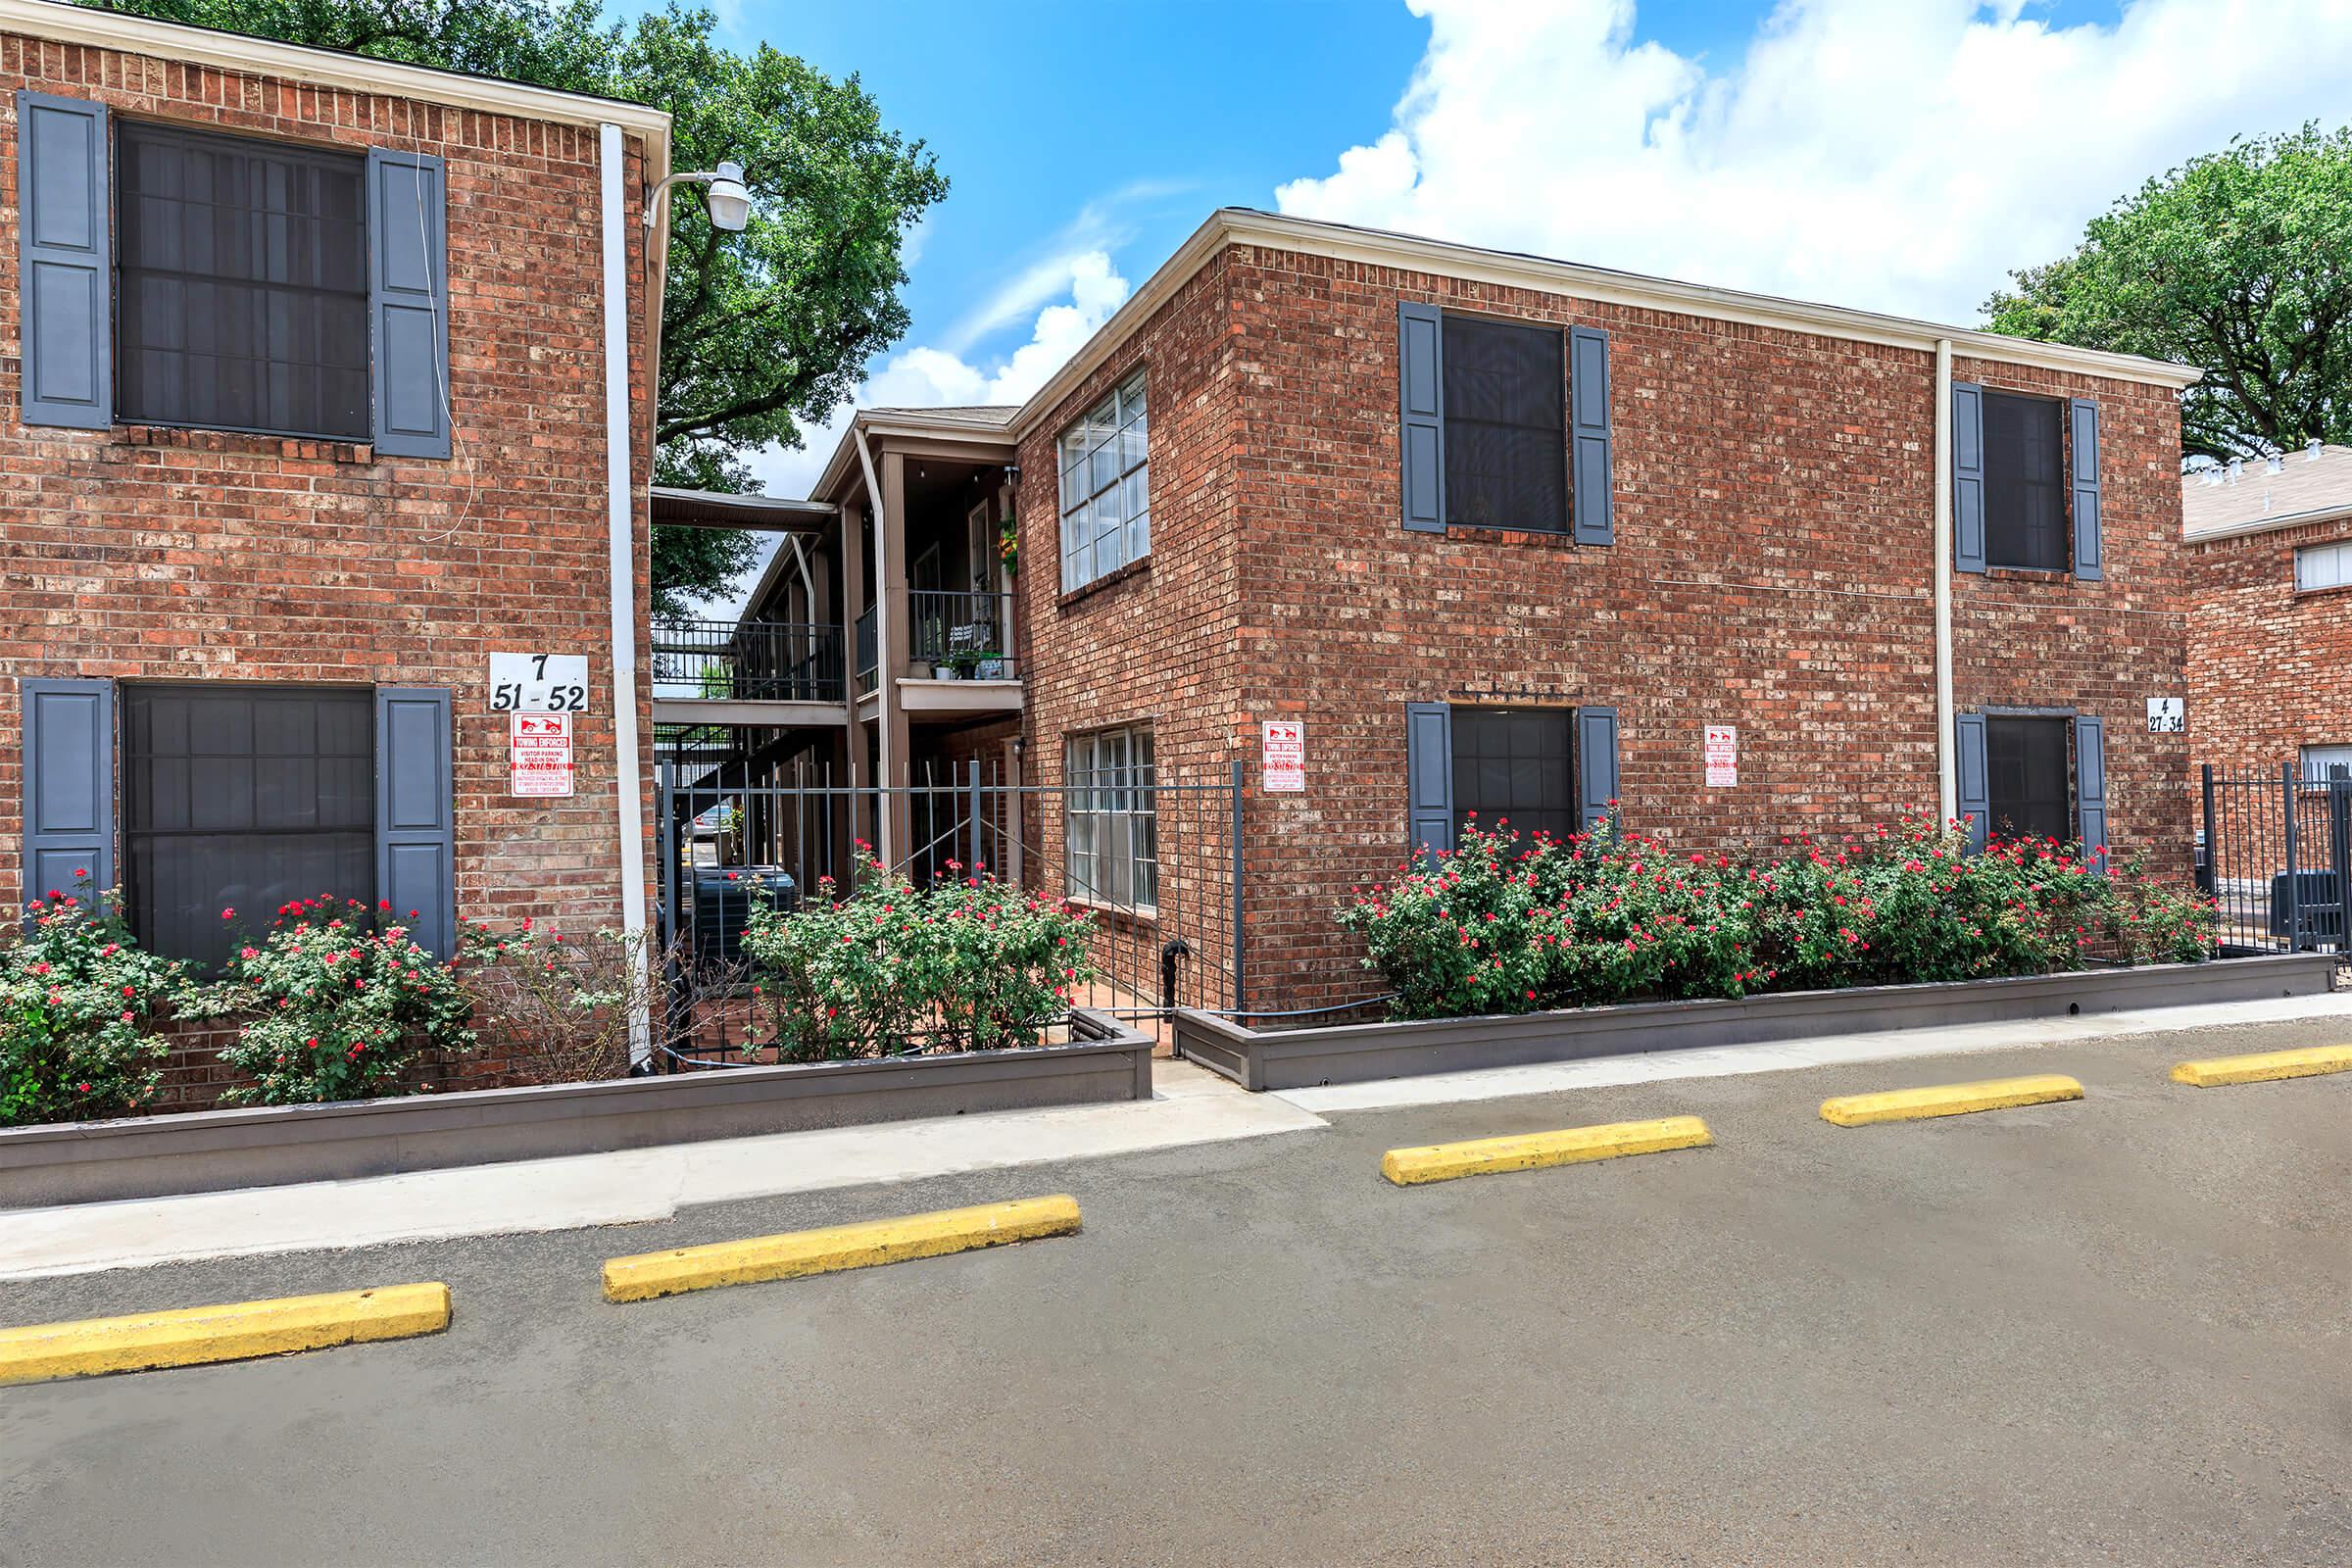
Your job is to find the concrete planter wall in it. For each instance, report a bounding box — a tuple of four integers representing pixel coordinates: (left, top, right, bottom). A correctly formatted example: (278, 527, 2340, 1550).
(1174, 955, 2338, 1093)
(0, 1010, 1152, 1209)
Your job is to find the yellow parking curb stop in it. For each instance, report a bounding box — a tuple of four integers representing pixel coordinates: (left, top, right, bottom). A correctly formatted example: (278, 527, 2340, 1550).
(2171, 1044, 2352, 1088)
(0, 1283, 451, 1386)
(1820, 1073, 2083, 1127)
(602, 1194, 1082, 1302)
(1380, 1115, 1713, 1187)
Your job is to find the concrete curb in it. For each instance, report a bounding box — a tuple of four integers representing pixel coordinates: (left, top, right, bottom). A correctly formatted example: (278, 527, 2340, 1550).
(1820, 1074, 2084, 1127)
(1380, 1116, 1713, 1186)
(0, 1283, 451, 1385)
(2172, 1045, 2352, 1087)
(602, 1195, 1084, 1302)
(1178, 955, 2337, 1093)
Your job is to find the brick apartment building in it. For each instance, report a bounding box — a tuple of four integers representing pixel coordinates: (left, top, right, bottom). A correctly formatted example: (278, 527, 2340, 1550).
(1, 0, 667, 1090)
(701, 208, 2200, 1014)
(2184, 444, 2352, 782)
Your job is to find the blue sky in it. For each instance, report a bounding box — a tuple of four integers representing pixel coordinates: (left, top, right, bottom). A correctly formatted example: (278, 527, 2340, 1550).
(675, 0, 2352, 610)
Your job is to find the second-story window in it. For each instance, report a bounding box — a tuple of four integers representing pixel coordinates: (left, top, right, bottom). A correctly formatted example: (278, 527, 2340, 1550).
(1981, 389, 2068, 571)
(1057, 368, 1150, 594)
(1443, 315, 1566, 531)
(2294, 540, 2352, 592)
(116, 122, 371, 441)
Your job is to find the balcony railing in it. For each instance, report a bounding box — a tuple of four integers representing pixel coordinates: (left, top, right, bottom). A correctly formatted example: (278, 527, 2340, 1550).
(650, 618, 846, 704)
(855, 606, 878, 696)
(909, 590, 1017, 680)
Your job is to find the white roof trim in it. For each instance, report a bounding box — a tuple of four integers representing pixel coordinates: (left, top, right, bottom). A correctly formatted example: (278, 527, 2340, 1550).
(1003, 208, 2204, 444)
(2184, 503, 2352, 545)
(1, 0, 671, 149)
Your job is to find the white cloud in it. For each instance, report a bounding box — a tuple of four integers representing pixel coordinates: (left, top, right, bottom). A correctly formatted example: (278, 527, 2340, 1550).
(1275, 0, 2352, 324)
(694, 250, 1131, 618)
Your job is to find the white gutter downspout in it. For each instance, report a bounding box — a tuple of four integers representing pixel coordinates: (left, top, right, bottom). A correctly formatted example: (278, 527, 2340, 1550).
(854, 423, 897, 865)
(1933, 338, 1957, 828)
(600, 122, 652, 1067)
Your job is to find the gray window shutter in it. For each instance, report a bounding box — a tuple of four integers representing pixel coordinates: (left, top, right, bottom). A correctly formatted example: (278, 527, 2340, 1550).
(2069, 397, 2102, 581)
(376, 686, 456, 958)
(1398, 302, 1445, 532)
(1955, 711, 1989, 854)
(2074, 714, 2108, 874)
(1404, 702, 1453, 858)
(368, 148, 451, 459)
(1577, 705, 1620, 834)
(1569, 325, 1614, 546)
(22, 678, 115, 906)
(15, 90, 111, 429)
(1952, 381, 1986, 574)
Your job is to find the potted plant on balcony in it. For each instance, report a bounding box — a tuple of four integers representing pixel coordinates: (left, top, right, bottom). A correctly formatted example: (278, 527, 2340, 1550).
(942, 647, 983, 681)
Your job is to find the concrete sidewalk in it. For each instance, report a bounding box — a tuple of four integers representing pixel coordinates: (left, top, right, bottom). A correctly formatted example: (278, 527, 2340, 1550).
(6, 989, 2349, 1281)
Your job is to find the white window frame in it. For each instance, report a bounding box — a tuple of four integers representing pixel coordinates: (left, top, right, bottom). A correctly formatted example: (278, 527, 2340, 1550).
(2294, 540, 2352, 592)
(2302, 744, 2352, 782)
(1065, 724, 1157, 913)
(1057, 368, 1150, 594)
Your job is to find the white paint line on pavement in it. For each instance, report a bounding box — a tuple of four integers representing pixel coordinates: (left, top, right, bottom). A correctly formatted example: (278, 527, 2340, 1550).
(0, 1060, 1324, 1281)
(1275, 993, 2352, 1114)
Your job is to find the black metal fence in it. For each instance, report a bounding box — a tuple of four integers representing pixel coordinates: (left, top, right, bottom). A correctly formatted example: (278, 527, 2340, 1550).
(649, 617, 845, 704)
(654, 757, 1245, 1067)
(2198, 763, 2352, 958)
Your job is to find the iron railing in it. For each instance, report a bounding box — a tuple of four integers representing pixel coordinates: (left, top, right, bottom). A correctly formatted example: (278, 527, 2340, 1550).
(654, 757, 1246, 1068)
(854, 606, 878, 696)
(909, 590, 1016, 680)
(649, 617, 844, 704)
(2199, 762, 2352, 959)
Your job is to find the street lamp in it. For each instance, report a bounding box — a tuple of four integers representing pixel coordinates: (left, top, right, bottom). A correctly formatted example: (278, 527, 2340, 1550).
(644, 161, 750, 231)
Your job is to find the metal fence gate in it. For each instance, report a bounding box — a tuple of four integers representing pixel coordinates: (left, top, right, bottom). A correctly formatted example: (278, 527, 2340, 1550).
(2198, 763, 2352, 960)
(654, 757, 1245, 1067)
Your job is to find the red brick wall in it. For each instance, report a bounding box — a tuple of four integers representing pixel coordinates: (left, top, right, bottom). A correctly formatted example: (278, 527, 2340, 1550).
(1017, 241, 2191, 1012)
(0, 31, 658, 1103)
(2186, 513, 2352, 777)
(1011, 250, 1244, 1007)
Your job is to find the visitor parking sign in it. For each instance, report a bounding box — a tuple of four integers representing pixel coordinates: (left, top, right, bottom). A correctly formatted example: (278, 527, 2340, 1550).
(510, 711, 575, 797)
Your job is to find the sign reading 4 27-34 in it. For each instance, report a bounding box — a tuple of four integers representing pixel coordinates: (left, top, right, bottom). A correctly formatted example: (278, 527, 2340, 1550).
(489, 652, 590, 713)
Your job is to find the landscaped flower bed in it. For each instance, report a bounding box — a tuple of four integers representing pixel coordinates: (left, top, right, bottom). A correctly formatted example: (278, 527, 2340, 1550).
(1337, 812, 2214, 1022)
(738, 853, 1100, 1061)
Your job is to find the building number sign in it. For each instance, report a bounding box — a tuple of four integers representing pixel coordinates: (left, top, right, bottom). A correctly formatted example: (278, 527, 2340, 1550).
(489, 652, 591, 713)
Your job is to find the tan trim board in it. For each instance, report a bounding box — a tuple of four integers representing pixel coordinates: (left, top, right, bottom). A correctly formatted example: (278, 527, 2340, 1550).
(1002, 208, 2200, 447)
(650, 699, 850, 728)
(2, 0, 669, 146)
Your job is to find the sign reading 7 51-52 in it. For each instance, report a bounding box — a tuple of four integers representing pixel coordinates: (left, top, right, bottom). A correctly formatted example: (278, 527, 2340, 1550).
(488, 652, 591, 713)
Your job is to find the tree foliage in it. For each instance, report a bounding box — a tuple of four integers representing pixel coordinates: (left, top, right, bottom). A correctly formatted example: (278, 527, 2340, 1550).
(1984, 123, 2352, 462)
(84, 0, 947, 610)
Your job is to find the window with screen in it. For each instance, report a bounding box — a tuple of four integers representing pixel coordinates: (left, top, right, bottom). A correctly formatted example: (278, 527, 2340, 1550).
(1984, 715, 2072, 845)
(1443, 315, 1566, 531)
(116, 122, 370, 440)
(1065, 725, 1157, 910)
(122, 686, 375, 970)
(1982, 390, 2067, 571)
(1450, 707, 1577, 842)
(2294, 540, 2352, 592)
(1057, 368, 1150, 593)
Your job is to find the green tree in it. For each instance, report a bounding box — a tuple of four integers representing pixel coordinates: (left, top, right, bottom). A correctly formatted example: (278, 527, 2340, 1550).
(1984, 123, 2352, 463)
(86, 0, 946, 612)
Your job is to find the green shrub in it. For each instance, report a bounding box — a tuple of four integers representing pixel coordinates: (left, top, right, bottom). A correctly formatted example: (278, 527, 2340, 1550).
(740, 855, 1099, 1061)
(0, 887, 189, 1125)
(1337, 811, 2216, 1021)
(184, 897, 480, 1105)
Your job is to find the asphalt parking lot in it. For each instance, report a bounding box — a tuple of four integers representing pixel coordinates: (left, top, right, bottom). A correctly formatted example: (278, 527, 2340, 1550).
(4, 1015, 2350, 1567)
